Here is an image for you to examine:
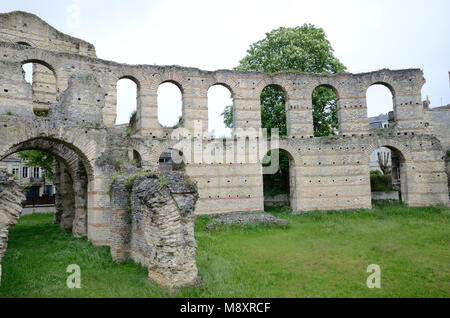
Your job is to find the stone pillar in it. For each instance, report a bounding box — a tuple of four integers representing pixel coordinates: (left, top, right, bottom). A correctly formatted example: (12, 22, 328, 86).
(52, 160, 63, 225)
(109, 176, 131, 263)
(72, 165, 88, 238)
(59, 163, 75, 231)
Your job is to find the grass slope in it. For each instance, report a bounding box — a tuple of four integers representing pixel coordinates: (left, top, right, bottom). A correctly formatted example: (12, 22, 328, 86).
(0, 202, 449, 297)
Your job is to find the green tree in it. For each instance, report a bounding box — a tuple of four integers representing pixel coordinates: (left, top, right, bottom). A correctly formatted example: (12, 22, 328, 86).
(223, 24, 346, 137)
(17, 150, 54, 179)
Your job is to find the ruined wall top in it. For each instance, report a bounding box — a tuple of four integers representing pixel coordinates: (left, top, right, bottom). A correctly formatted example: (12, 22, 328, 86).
(0, 11, 96, 57)
(0, 11, 428, 139)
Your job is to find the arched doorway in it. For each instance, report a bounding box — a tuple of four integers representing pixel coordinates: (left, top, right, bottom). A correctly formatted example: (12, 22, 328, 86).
(262, 148, 296, 210)
(0, 137, 93, 237)
(369, 145, 406, 203)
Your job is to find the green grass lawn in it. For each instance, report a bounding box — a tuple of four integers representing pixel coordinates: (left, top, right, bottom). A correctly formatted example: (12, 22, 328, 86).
(0, 202, 449, 297)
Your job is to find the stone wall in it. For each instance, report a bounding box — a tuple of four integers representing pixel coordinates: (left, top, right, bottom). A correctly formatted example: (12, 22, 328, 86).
(0, 11, 448, 252)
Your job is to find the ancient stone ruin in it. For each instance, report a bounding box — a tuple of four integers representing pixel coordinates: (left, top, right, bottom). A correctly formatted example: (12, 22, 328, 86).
(0, 170, 25, 283)
(0, 11, 449, 288)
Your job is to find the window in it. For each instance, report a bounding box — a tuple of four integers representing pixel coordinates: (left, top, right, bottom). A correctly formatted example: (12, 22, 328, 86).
(22, 167, 29, 178)
(116, 77, 138, 125)
(157, 82, 182, 128)
(12, 167, 19, 176)
(45, 185, 53, 196)
(33, 167, 40, 178)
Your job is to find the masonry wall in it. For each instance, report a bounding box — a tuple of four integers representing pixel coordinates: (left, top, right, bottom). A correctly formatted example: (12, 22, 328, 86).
(0, 11, 448, 249)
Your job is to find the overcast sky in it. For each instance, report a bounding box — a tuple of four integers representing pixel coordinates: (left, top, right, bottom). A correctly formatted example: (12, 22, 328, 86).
(3, 0, 450, 135)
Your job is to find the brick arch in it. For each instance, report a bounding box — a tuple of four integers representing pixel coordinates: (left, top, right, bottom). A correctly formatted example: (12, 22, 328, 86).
(150, 72, 186, 93)
(206, 74, 241, 99)
(254, 78, 294, 101)
(0, 124, 98, 180)
(362, 138, 413, 165)
(12, 38, 38, 47)
(1, 138, 86, 179)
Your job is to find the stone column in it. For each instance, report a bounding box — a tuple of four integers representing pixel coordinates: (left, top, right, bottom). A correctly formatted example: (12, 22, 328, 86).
(59, 163, 75, 231)
(52, 160, 63, 225)
(109, 176, 131, 263)
(72, 165, 88, 238)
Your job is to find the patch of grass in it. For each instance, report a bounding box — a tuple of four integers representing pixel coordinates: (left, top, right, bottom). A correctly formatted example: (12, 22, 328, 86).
(1, 203, 449, 298)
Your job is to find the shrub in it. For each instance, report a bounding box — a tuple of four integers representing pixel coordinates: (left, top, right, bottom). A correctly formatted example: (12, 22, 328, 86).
(370, 173, 393, 192)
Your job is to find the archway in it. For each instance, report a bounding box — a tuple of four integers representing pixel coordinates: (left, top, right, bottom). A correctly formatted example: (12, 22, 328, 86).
(260, 85, 287, 137)
(366, 83, 394, 128)
(262, 148, 296, 209)
(0, 137, 93, 237)
(311, 84, 339, 136)
(21, 60, 57, 117)
(208, 84, 233, 138)
(369, 145, 406, 203)
(157, 82, 183, 128)
(116, 77, 138, 125)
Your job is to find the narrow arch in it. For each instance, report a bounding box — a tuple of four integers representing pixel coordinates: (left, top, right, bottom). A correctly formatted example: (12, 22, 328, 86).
(260, 84, 287, 137)
(133, 150, 142, 168)
(116, 77, 139, 125)
(311, 84, 339, 137)
(21, 60, 57, 117)
(367, 83, 395, 126)
(262, 148, 296, 209)
(208, 84, 233, 138)
(157, 81, 183, 128)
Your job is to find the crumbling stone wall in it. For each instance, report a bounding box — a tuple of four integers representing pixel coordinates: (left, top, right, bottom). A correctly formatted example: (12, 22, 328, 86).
(0, 11, 448, 264)
(110, 171, 200, 289)
(0, 170, 25, 281)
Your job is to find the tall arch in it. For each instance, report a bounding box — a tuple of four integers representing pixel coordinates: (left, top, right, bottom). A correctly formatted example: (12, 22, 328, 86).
(262, 147, 296, 210)
(116, 76, 139, 125)
(366, 83, 395, 127)
(260, 84, 287, 137)
(208, 83, 233, 138)
(311, 84, 339, 137)
(21, 59, 57, 116)
(157, 81, 183, 128)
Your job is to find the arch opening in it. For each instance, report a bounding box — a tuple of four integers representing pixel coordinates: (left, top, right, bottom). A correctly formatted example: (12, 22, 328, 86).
(312, 85, 339, 137)
(208, 84, 232, 138)
(369, 145, 406, 204)
(1, 137, 94, 237)
(367, 83, 394, 128)
(262, 148, 295, 209)
(116, 77, 138, 125)
(21, 60, 57, 117)
(158, 82, 183, 128)
(260, 85, 287, 137)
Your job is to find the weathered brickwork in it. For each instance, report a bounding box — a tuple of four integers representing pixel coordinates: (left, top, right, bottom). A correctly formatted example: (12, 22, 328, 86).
(0, 12, 448, 281)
